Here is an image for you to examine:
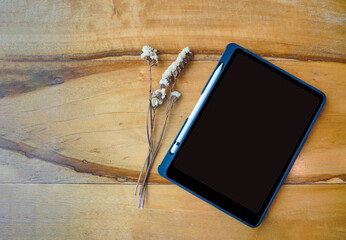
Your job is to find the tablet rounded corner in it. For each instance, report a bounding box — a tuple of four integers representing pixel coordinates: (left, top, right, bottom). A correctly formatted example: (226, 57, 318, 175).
(226, 43, 240, 51)
(251, 220, 262, 228)
(320, 90, 327, 104)
(158, 164, 167, 178)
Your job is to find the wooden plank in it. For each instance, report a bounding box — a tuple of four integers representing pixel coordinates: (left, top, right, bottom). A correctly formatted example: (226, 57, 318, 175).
(1, 1, 344, 239)
(1, 0, 345, 61)
(0, 59, 345, 184)
(0, 184, 344, 239)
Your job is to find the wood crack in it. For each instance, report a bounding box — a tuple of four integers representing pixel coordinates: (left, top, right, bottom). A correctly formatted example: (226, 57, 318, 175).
(0, 136, 168, 184)
(4, 50, 346, 63)
(0, 137, 344, 184)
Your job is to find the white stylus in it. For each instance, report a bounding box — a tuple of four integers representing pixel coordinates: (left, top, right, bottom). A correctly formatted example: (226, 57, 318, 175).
(170, 63, 224, 154)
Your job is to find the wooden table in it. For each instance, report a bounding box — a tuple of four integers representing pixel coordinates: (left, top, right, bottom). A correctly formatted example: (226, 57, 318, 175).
(1, 1, 345, 239)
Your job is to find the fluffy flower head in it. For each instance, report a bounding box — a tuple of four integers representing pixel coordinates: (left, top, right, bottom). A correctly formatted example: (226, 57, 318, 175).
(141, 45, 158, 65)
(171, 91, 181, 99)
(160, 78, 169, 88)
(153, 88, 166, 99)
(159, 46, 192, 88)
(151, 97, 161, 108)
(151, 88, 166, 108)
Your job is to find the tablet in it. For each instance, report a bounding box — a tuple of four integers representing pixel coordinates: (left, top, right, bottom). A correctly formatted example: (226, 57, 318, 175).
(158, 43, 326, 227)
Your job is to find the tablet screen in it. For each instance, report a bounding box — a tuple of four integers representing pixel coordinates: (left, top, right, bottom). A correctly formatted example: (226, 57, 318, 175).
(172, 52, 321, 213)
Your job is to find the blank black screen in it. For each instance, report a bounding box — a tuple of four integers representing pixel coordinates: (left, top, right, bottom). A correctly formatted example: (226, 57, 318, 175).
(174, 53, 320, 213)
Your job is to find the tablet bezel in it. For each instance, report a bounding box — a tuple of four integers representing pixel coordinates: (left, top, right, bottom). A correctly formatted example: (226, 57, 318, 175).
(164, 46, 325, 227)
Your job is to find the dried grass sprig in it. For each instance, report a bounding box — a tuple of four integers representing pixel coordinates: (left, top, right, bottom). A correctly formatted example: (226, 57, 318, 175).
(160, 47, 192, 89)
(135, 46, 192, 208)
(134, 46, 158, 197)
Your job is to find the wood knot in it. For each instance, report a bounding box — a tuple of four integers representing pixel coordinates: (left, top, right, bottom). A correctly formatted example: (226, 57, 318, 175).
(49, 76, 65, 86)
(115, 176, 128, 182)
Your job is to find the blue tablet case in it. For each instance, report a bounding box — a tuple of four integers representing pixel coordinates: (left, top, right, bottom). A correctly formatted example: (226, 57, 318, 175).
(158, 43, 326, 227)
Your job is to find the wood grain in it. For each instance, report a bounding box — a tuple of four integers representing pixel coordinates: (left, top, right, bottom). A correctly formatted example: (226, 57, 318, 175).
(0, 59, 345, 184)
(0, 184, 345, 239)
(1, 0, 345, 61)
(0, 0, 345, 238)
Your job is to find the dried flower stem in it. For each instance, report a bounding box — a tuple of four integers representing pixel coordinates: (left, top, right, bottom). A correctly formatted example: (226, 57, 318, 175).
(135, 63, 156, 196)
(136, 46, 191, 208)
(137, 96, 176, 208)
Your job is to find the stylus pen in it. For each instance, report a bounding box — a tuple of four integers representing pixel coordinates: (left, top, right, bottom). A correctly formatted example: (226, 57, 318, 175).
(170, 63, 224, 154)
